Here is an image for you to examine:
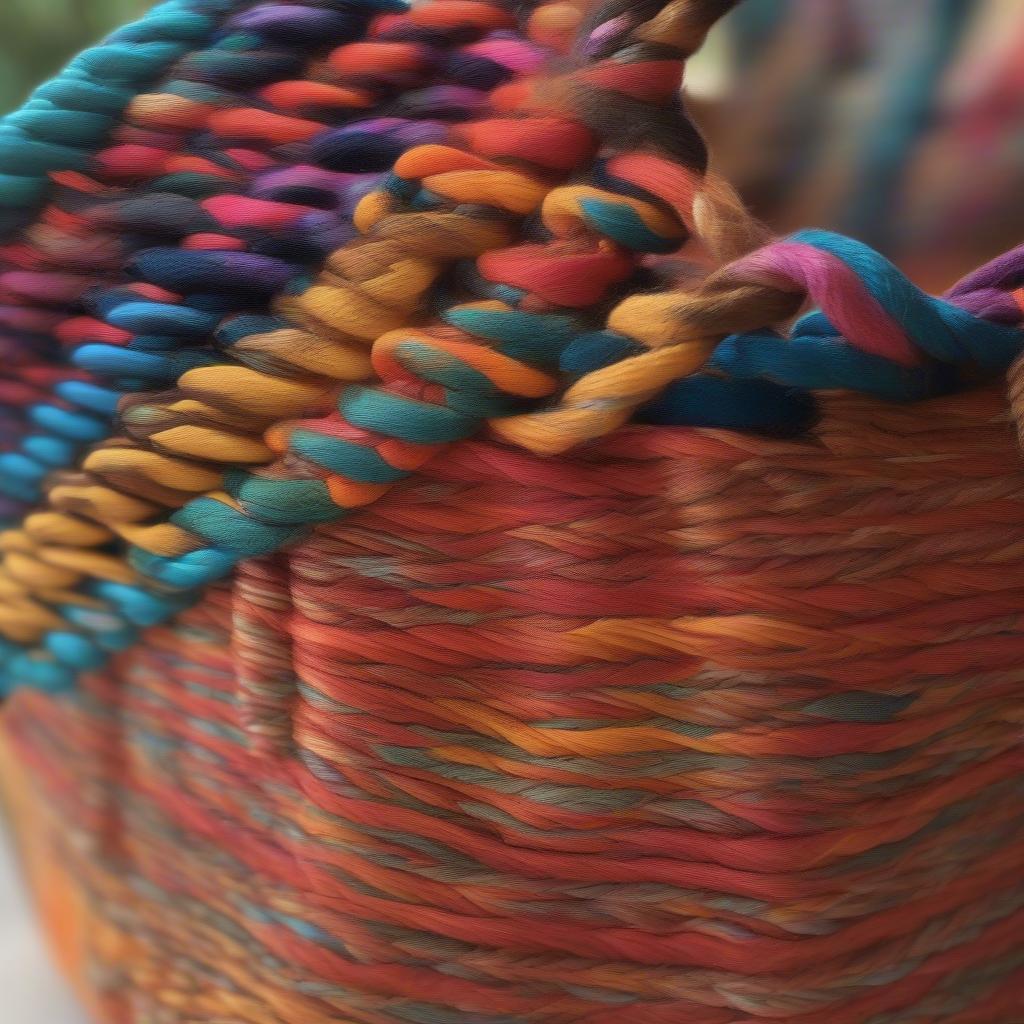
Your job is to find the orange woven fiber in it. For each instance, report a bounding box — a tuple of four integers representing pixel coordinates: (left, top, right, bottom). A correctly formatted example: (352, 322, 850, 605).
(3, 381, 1024, 1022)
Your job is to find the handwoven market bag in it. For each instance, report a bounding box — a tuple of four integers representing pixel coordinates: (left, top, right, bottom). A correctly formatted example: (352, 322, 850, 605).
(0, 1, 1022, 1022)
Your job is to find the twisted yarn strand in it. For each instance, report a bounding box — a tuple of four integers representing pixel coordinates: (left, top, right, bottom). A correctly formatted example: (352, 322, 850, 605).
(0, 0, 565, 685)
(0, 0, 747, 690)
(0, 0, 253, 515)
(495, 228, 1024, 454)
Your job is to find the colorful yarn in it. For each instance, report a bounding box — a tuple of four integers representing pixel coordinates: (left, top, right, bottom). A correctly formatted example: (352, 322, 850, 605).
(2, 1, 1022, 703)
(0, 0, 747, 690)
(0, 0, 250, 237)
(4, 389, 1024, 1020)
(496, 229, 1024, 454)
(0, 4, 1022, 1022)
(0, 0, 248, 492)
(0, 0, 396, 519)
(15, 1, 1022, 687)
(0, 0, 561, 492)
(0, 0, 559, 671)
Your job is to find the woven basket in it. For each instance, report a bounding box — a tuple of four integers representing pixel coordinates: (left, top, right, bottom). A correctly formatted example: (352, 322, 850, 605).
(3, 381, 1023, 1022)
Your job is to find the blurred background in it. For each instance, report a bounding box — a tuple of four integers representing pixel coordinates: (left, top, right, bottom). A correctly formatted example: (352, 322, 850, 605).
(0, 0, 145, 108)
(691, 0, 1024, 292)
(1, 0, 1023, 291)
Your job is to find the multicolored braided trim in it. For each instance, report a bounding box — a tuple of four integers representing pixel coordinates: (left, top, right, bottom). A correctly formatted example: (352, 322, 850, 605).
(0, 0, 402, 520)
(0, 0, 743, 690)
(0, 0, 573, 684)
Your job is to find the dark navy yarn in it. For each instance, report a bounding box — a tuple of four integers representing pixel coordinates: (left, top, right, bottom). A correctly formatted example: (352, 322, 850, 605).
(560, 330, 644, 378)
(131, 249, 298, 294)
(443, 52, 513, 90)
(74, 193, 218, 235)
(175, 46, 305, 89)
(639, 375, 818, 437)
(310, 130, 414, 172)
(233, 5, 368, 44)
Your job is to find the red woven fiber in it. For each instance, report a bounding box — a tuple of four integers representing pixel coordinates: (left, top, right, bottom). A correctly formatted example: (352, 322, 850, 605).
(2, 385, 1023, 1022)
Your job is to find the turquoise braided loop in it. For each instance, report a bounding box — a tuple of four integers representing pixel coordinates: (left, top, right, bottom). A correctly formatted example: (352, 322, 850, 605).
(0, 0, 245, 237)
(559, 230, 1024, 430)
(706, 230, 1023, 403)
(789, 231, 1024, 369)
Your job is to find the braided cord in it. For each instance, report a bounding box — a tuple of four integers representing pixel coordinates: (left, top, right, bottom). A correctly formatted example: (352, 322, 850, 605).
(0, 0, 749, 691)
(0, 0, 423, 637)
(131, 1, 745, 570)
(0, 0, 577, 688)
(0, 0, 253, 519)
(5, 0, 550, 517)
(0, 0, 405, 522)
(494, 228, 1024, 454)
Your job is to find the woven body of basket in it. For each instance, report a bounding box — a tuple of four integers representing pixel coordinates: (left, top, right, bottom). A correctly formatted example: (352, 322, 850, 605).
(1, 0, 1024, 1020)
(2, 381, 1023, 1022)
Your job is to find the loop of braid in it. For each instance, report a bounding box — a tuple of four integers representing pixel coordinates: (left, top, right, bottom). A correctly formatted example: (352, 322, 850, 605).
(44, 0, 565, 516)
(497, 229, 1024, 452)
(0, 1, 571, 689)
(0, 0, 399, 649)
(0, 0, 745, 691)
(0, 0, 400, 521)
(124, 0, 742, 578)
(960, 243, 1024, 451)
(0, 0, 251, 515)
(0, 0, 551, 518)
(695, 234, 1024, 428)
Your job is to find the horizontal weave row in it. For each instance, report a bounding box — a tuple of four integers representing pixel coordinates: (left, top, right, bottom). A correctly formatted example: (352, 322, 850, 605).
(3, 384, 1023, 1020)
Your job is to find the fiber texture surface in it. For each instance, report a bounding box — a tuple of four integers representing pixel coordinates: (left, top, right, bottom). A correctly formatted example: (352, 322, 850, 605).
(0, 2, 1022, 1022)
(3, 384, 1024, 1021)
(0, 0, 579, 686)
(0, 0, 756, 693)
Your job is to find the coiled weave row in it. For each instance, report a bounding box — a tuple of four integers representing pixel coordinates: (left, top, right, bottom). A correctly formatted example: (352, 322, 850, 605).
(0, 0, 577, 685)
(0, 0, 546, 516)
(3, 378, 1023, 1020)
(0, 0, 252, 510)
(0, 0, 750, 690)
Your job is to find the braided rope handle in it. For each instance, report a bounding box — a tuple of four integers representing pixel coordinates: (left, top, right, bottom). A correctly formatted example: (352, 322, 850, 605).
(495, 229, 1024, 454)
(0, 0, 572, 667)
